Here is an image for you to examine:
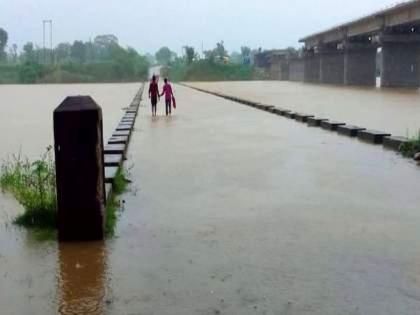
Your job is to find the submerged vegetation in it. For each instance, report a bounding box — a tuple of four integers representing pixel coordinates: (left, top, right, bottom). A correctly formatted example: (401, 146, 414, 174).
(0, 147, 129, 239)
(0, 146, 57, 229)
(400, 132, 420, 158)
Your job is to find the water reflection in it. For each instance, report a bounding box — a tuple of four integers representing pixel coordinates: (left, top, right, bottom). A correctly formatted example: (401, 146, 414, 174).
(58, 241, 107, 315)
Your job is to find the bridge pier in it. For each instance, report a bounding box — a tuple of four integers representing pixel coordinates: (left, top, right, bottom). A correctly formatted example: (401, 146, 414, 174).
(319, 48, 344, 85)
(343, 44, 377, 86)
(303, 50, 320, 83)
(289, 58, 304, 82)
(380, 35, 420, 88)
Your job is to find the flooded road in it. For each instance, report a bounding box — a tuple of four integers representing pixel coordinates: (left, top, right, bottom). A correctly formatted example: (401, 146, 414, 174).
(187, 81, 420, 138)
(1, 82, 420, 314)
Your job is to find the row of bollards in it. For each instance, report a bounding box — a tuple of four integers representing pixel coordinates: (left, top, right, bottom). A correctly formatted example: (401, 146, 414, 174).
(53, 83, 144, 241)
(183, 84, 410, 153)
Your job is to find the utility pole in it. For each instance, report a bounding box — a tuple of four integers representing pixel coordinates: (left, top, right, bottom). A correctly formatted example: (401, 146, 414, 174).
(43, 20, 53, 64)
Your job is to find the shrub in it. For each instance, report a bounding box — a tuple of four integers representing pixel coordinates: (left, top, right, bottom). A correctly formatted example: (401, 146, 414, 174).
(400, 131, 420, 158)
(0, 146, 57, 228)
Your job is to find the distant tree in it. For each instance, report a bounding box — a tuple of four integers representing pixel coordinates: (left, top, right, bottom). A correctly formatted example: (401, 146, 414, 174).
(8, 44, 18, 63)
(215, 41, 227, 61)
(55, 43, 72, 63)
(71, 40, 86, 63)
(184, 46, 196, 64)
(155, 47, 173, 65)
(94, 34, 118, 48)
(145, 53, 156, 65)
(203, 49, 216, 63)
(22, 42, 36, 63)
(0, 28, 8, 61)
(229, 51, 242, 64)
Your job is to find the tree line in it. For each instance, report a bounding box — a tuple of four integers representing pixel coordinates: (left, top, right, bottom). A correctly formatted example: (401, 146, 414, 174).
(0, 28, 149, 84)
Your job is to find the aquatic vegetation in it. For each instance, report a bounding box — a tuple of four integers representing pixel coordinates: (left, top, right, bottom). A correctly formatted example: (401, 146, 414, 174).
(105, 167, 129, 236)
(0, 146, 57, 229)
(400, 131, 420, 158)
(0, 146, 128, 238)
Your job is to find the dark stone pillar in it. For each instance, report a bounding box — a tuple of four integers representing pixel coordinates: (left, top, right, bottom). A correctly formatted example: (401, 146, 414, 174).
(54, 96, 106, 241)
(344, 45, 377, 86)
(381, 35, 420, 88)
(319, 48, 344, 85)
(289, 58, 304, 82)
(303, 50, 320, 83)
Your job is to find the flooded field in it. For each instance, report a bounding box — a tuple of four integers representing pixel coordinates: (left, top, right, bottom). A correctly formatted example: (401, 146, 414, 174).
(0, 83, 139, 160)
(187, 81, 420, 138)
(1, 82, 420, 314)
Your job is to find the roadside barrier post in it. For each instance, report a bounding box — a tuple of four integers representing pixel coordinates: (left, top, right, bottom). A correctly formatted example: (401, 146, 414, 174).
(53, 96, 106, 241)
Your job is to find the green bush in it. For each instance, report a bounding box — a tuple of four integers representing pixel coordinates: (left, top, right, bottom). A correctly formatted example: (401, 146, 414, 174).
(0, 146, 129, 238)
(400, 132, 420, 158)
(0, 146, 57, 228)
(164, 60, 254, 82)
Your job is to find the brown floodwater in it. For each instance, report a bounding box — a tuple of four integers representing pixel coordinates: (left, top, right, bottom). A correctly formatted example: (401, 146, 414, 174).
(187, 81, 420, 138)
(1, 82, 420, 314)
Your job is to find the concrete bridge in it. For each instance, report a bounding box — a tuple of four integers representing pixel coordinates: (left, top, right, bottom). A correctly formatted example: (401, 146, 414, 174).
(272, 0, 420, 87)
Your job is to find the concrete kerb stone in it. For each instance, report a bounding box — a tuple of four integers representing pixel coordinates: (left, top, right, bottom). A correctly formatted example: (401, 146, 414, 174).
(103, 83, 143, 188)
(104, 143, 126, 155)
(321, 121, 346, 131)
(295, 113, 315, 122)
(116, 125, 133, 131)
(105, 166, 118, 184)
(284, 111, 296, 119)
(358, 130, 392, 144)
(307, 117, 328, 126)
(383, 136, 410, 151)
(108, 136, 129, 145)
(104, 154, 124, 167)
(337, 125, 366, 137)
(181, 84, 413, 163)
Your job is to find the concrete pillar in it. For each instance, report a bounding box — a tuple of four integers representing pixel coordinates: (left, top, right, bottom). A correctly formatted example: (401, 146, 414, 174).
(380, 35, 420, 88)
(319, 48, 344, 85)
(54, 96, 106, 241)
(303, 50, 320, 83)
(289, 58, 304, 82)
(344, 45, 377, 86)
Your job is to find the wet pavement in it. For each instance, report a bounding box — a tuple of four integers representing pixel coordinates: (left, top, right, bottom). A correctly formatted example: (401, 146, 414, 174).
(1, 83, 420, 314)
(187, 81, 420, 138)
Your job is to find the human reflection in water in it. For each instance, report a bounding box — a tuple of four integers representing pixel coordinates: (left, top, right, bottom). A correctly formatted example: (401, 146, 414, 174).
(58, 241, 108, 315)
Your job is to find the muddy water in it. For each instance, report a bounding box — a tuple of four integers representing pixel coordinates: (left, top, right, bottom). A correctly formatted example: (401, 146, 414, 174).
(0, 83, 139, 314)
(187, 81, 420, 137)
(0, 83, 139, 160)
(1, 82, 420, 314)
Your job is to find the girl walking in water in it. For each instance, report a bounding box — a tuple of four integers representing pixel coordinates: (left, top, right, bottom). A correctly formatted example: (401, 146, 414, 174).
(148, 75, 159, 116)
(160, 78, 174, 116)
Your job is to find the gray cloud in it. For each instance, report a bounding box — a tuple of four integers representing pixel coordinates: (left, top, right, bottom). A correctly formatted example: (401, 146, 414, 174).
(0, 0, 407, 54)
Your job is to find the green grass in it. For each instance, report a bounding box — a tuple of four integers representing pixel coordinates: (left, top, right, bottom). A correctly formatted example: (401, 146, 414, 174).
(400, 131, 420, 158)
(0, 147, 130, 240)
(163, 60, 254, 82)
(105, 167, 129, 236)
(0, 147, 57, 229)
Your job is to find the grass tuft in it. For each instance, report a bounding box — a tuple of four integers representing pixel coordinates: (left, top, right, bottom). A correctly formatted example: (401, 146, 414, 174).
(0, 146, 57, 229)
(1, 147, 130, 240)
(400, 131, 420, 158)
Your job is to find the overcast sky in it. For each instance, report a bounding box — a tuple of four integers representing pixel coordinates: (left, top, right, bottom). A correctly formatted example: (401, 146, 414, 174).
(0, 0, 409, 55)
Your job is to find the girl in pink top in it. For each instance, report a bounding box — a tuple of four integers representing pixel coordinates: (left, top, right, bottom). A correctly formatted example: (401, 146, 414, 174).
(160, 78, 174, 116)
